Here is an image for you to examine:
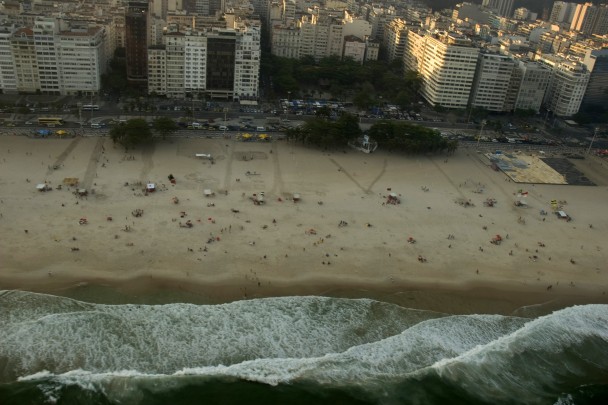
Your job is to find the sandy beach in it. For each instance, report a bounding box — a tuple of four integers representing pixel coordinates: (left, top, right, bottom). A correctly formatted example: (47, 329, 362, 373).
(1, 134, 607, 312)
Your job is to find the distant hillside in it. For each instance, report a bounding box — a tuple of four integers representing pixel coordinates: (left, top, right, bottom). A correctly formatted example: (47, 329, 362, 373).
(426, 0, 594, 15)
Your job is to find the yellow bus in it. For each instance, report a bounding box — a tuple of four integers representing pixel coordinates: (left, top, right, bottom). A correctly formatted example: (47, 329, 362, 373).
(37, 117, 64, 127)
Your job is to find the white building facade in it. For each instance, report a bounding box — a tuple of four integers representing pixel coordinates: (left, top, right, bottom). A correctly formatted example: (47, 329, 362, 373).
(148, 24, 260, 100)
(470, 52, 515, 112)
(0, 23, 18, 94)
(542, 58, 590, 116)
(404, 30, 479, 109)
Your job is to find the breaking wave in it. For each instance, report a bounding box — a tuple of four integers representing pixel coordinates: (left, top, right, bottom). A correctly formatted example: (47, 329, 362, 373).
(1, 290, 607, 404)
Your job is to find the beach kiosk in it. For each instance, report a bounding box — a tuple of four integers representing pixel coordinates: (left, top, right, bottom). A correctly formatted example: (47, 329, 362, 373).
(146, 183, 156, 192)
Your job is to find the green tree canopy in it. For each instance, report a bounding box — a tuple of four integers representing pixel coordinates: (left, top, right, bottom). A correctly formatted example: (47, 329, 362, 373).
(110, 118, 153, 150)
(152, 116, 179, 139)
(286, 112, 361, 148)
(368, 121, 456, 154)
(264, 55, 426, 106)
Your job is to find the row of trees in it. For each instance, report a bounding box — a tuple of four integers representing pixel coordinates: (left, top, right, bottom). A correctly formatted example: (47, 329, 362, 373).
(286, 112, 457, 154)
(286, 113, 362, 148)
(262, 55, 422, 110)
(109, 117, 178, 149)
(368, 121, 458, 154)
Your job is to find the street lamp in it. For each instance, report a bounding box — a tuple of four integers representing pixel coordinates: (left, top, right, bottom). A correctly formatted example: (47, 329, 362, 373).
(77, 102, 82, 129)
(587, 127, 599, 155)
(476, 119, 486, 149)
(544, 109, 551, 128)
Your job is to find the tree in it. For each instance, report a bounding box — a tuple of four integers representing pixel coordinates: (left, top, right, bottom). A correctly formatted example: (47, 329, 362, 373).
(333, 112, 362, 143)
(353, 90, 374, 111)
(288, 112, 361, 149)
(315, 105, 331, 118)
(110, 118, 153, 150)
(152, 117, 179, 140)
(368, 121, 452, 154)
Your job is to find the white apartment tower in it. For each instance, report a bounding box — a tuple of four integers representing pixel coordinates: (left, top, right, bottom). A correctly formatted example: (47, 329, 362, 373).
(148, 45, 167, 95)
(404, 30, 479, 109)
(148, 25, 260, 100)
(58, 26, 107, 96)
(541, 57, 590, 116)
(233, 23, 261, 101)
(505, 60, 551, 113)
(33, 18, 61, 95)
(383, 18, 407, 62)
(4, 18, 107, 96)
(165, 32, 186, 99)
(271, 23, 300, 59)
(183, 32, 207, 95)
(470, 52, 515, 112)
(10, 28, 39, 93)
(343, 35, 366, 64)
(0, 23, 18, 94)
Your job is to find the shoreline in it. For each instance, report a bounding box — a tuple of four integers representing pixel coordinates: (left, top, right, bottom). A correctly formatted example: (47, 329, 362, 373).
(1, 135, 607, 315)
(2, 270, 606, 317)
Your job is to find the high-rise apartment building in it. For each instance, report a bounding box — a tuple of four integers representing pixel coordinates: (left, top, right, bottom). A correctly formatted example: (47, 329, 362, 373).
(483, 0, 515, 18)
(184, 0, 224, 16)
(570, 2, 598, 34)
(271, 23, 301, 59)
(2, 17, 108, 96)
(505, 60, 551, 113)
(403, 30, 479, 109)
(271, 12, 374, 62)
(125, 1, 150, 83)
(33, 18, 60, 95)
(540, 56, 590, 116)
(233, 23, 260, 101)
(592, 5, 608, 35)
(383, 18, 407, 62)
(148, 24, 260, 100)
(58, 26, 107, 96)
(10, 28, 39, 93)
(582, 49, 608, 107)
(470, 52, 515, 112)
(549, 1, 577, 24)
(0, 23, 17, 94)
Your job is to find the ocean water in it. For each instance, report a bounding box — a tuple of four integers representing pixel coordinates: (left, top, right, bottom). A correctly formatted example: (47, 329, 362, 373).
(0, 290, 607, 405)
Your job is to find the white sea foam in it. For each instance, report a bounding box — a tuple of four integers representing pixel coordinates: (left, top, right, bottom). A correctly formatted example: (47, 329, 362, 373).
(3, 292, 607, 405)
(432, 304, 608, 404)
(0, 291, 443, 380)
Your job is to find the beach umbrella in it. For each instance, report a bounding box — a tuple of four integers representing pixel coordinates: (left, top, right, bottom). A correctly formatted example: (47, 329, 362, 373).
(56, 130, 67, 136)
